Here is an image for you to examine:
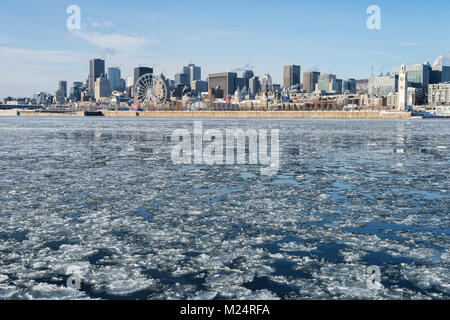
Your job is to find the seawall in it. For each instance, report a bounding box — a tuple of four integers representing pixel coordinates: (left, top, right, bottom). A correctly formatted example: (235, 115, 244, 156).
(1, 110, 412, 119)
(136, 111, 411, 119)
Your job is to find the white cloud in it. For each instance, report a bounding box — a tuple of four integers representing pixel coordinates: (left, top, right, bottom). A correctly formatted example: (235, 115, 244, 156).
(0, 46, 90, 65)
(433, 51, 450, 66)
(0, 35, 9, 44)
(71, 31, 159, 55)
(0, 46, 91, 97)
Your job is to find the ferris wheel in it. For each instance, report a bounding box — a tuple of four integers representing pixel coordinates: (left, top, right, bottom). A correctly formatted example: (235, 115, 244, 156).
(134, 73, 168, 108)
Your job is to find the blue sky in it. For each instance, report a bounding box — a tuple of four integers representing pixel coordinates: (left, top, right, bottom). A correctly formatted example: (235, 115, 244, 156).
(1, 0, 449, 97)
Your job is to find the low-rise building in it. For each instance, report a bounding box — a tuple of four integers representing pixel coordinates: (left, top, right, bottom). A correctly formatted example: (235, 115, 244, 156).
(428, 83, 450, 105)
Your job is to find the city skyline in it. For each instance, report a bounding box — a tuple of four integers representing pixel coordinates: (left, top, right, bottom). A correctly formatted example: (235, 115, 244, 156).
(1, 0, 450, 97)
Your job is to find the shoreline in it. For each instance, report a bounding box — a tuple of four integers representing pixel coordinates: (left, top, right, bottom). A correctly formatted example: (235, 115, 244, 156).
(1, 110, 413, 119)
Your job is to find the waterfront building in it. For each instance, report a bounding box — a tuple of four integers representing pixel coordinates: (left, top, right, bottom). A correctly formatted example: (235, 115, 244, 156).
(316, 74, 339, 94)
(134, 67, 153, 86)
(429, 83, 450, 105)
(335, 79, 343, 94)
(303, 71, 320, 93)
(283, 65, 301, 89)
(189, 64, 201, 83)
(394, 62, 431, 92)
(356, 79, 369, 94)
(95, 75, 111, 100)
(249, 76, 260, 94)
(368, 73, 399, 97)
(58, 81, 67, 98)
(386, 92, 398, 109)
(191, 80, 208, 96)
(179, 64, 201, 84)
(33, 92, 50, 105)
(430, 66, 450, 84)
(69, 82, 83, 101)
(89, 59, 105, 96)
(261, 74, 273, 93)
(175, 73, 190, 87)
(236, 77, 246, 90)
(347, 78, 357, 94)
(107, 67, 121, 91)
(208, 72, 237, 96)
(239, 70, 254, 89)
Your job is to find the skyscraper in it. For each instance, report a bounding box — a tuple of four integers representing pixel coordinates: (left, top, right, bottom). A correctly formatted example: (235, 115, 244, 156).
(262, 74, 273, 93)
(283, 65, 301, 89)
(249, 76, 260, 94)
(208, 72, 237, 96)
(175, 73, 190, 87)
(394, 62, 431, 91)
(431, 65, 450, 84)
(134, 67, 153, 86)
(242, 70, 254, 89)
(189, 64, 201, 83)
(303, 71, 320, 93)
(95, 75, 111, 100)
(89, 59, 105, 96)
(58, 81, 67, 98)
(107, 67, 121, 91)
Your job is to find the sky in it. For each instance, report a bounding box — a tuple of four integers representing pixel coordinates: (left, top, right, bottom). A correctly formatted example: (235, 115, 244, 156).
(1, 0, 450, 97)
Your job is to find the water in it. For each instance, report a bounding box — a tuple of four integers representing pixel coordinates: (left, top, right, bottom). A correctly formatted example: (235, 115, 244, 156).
(0, 117, 449, 300)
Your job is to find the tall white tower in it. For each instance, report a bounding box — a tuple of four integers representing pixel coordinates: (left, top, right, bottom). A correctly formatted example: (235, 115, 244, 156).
(397, 64, 408, 111)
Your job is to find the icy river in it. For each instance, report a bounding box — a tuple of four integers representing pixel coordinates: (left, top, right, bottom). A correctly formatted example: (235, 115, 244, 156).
(0, 117, 448, 299)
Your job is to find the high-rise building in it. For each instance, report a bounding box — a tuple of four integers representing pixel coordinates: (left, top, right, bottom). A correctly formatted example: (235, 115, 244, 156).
(191, 80, 208, 95)
(179, 64, 201, 84)
(283, 65, 301, 89)
(107, 67, 121, 91)
(317, 74, 336, 93)
(134, 67, 153, 86)
(126, 77, 134, 88)
(236, 77, 246, 90)
(89, 59, 105, 96)
(429, 83, 450, 105)
(303, 71, 320, 93)
(356, 79, 369, 94)
(249, 76, 260, 94)
(58, 81, 67, 98)
(208, 72, 237, 95)
(175, 73, 190, 87)
(261, 74, 273, 93)
(394, 62, 431, 91)
(430, 65, 450, 84)
(347, 78, 357, 94)
(242, 70, 254, 80)
(369, 73, 399, 97)
(189, 64, 201, 83)
(335, 79, 343, 94)
(95, 75, 111, 100)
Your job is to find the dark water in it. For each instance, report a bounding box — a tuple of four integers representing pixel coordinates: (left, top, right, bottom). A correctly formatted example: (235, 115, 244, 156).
(0, 117, 448, 299)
